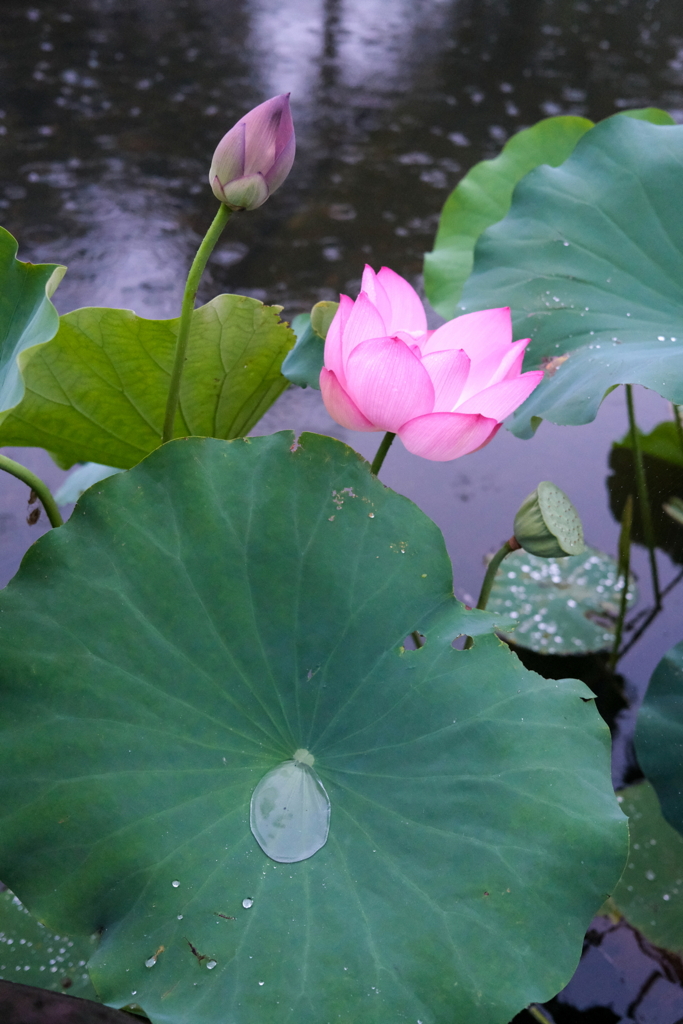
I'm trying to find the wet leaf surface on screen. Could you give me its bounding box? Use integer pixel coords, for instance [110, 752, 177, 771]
[0, 432, 625, 1024]
[0, 888, 98, 999]
[487, 547, 636, 655]
[459, 116, 683, 437]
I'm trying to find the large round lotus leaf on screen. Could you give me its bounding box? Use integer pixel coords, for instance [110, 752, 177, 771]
[0, 433, 627, 1024]
[488, 547, 637, 655]
[0, 226, 65, 420]
[458, 115, 683, 438]
[423, 115, 594, 319]
[636, 641, 683, 837]
[608, 422, 683, 565]
[423, 110, 672, 320]
[609, 782, 683, 956]
[0, 889, 99, 999]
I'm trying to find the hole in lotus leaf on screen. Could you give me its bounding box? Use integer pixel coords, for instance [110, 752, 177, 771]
[250, 755, 330, 864]
[487, 545, 637, 655]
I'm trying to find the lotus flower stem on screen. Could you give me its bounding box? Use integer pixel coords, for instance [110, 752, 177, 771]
[608, 494, 633, 671]
[625, 384, 661, 607]
[674, 404, 683, 459]
[0, 454, 63, 528]
[370, 431, 396, 476]
[463, 536, 520, 649]
[162, 203, 232, 444]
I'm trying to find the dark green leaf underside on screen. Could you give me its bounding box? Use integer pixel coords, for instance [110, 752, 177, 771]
[636, 640, 683, 838]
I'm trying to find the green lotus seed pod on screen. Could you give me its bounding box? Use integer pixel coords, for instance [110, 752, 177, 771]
[310, 301, 339, 340]
[513, 481, 585, 558]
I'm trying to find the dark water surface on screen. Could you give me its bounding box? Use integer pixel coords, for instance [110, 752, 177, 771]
[2, 0, 683, 1020]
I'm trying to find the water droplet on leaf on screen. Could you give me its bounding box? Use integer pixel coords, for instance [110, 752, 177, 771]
[250, 759, 330, 864]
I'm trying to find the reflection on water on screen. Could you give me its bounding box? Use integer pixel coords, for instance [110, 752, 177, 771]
[2, 1, 683, 1019]
[2, 0, 683, 314]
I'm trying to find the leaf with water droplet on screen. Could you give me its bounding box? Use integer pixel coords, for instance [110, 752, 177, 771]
[458, 113, 683, 436]
[0, 433, 625, 1024]
[607, 781, 683, 957]
[250, 757, 330, 864]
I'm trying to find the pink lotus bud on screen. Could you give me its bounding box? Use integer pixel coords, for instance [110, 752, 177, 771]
[209, 94, 295, 210]
[320, 265, 544, 462]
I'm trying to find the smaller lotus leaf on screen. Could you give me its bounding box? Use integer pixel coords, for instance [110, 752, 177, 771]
[609, 781, 683, 956]
[489, 546, 637, 655]
[0, 294, 294, 469]
[0, 889, 99, 999]
[0, 226, 65, 422]
[636, 641, 683, 837]
[310, 301, 339, 340]
[459, 115, 683, 437]
[281, 313, 324, 389]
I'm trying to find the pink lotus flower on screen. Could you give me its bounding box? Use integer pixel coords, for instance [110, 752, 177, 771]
[209, 94, 295, 210]
[320, 266, 543, 461]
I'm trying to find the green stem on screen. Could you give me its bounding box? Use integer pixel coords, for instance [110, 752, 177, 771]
[527, 1006, 555, 1024]
[626, 384, 661, 607]
[608, 494, 633, 672]
[463, 537, 519, 649]
[476, 539, 517, 610]
[370, 431, 396, 476]
[674, 404, 683, 460]
[162, 203, 232, 444]
[0, 454, 63, 528]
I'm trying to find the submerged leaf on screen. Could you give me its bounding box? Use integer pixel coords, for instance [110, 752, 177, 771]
[0, 888, 99, 999]
[488, 546, 636, 655]
[609, 781, 683, 957]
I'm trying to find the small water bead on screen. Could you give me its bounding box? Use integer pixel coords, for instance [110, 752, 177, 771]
[259, 981, 264, 986]
[242, 898, 254, 909]
[171, 880, 180, 888]
[177, 914, 183, 920]
[206, 960, 217, 970]
[145, 957, 157, 968]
